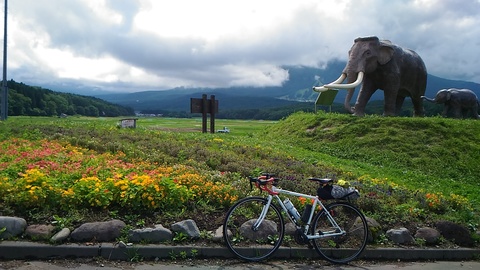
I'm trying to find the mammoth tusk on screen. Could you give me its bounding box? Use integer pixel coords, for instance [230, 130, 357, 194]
[312, 73, 346, 92]
[313, 72, 364, 92]
[312, 86, 330, 92]
[324, 71, 364, 89]
[330, 73, 347, 84]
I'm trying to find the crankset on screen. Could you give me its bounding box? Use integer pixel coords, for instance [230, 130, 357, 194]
[294, 229, 310, 245]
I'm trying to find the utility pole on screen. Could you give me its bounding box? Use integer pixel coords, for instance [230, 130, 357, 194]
[1, 0, 7, 120]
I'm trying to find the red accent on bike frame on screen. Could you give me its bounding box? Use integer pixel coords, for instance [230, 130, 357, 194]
[255, 176, 279, 195]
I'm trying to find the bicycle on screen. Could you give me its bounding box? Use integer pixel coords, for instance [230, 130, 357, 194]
[223, 173, 368, 264]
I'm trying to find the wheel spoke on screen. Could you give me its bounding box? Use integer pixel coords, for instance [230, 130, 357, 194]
[311, 202, 368, 264]
[223, 197, 284, 261]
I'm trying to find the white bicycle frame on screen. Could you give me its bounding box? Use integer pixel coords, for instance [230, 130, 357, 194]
[253, 185, 345, 240]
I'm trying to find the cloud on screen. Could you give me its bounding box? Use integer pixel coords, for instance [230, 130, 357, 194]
[6, 0, 480, 93]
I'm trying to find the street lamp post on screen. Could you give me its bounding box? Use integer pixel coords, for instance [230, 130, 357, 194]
[1, 0, 7, 121]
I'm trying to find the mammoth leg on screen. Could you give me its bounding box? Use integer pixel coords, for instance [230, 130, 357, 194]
[395, 96, 406, 116]
[473, 104, 480, 119]
[410, 96, 425, 117]
[442, 104, 449, 117]
[383, 87, 397, 116]
[452, 106, 462, 118]
[354, 80, 376, 116]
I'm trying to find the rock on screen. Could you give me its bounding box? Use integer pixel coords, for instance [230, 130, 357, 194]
[435, 220, 474, 247]
[25, 224, 56, 240]
[128, 224, 173, 243]
[284, 222, 297, 236]
[171, 219, 200, 239]
[239, 219, 277, 242]
[415, 227, 440, 245]
[212, 226, 224, 242]
[70, 219, 126, 242]
[386, 227, 414, 244]
[0, 216, 27, 239]
[51, 227, 71, 243]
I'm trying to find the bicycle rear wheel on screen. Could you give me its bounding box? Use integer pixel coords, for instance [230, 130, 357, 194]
[223, 196, 284, 261]
[311, 202, 368, 264]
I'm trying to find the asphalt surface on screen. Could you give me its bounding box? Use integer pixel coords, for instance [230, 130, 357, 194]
[1, 260, 480, 270]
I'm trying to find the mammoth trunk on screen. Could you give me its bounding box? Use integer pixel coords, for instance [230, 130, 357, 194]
[344, 72, 359, 113]
[344, 88, 355, 113]
[422, 96, 436, 103]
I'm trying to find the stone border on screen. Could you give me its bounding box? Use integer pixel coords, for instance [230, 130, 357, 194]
[0, 241, 479, 261]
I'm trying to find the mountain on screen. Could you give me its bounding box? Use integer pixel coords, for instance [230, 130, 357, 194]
[6, 80, 135, 117]
[89, 60, 480, 113]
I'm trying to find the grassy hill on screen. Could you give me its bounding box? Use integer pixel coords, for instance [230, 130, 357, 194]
[265, 112, 480, 202]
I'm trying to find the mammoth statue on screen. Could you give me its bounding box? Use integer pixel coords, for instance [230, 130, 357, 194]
[421, 88, 479, 119]
[314, 36, 427, 116]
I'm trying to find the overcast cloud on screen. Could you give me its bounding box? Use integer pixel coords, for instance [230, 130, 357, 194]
[5, 0, 480, 93]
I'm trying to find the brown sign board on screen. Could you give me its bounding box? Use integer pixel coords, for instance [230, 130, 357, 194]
[190, 98, 219, 113]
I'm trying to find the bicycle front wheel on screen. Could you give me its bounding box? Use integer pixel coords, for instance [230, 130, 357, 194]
[311, 202, 368, 264]
[223, 196, 284, 261]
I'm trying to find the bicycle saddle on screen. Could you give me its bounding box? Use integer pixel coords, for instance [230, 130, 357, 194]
[308, 177, 333, 184]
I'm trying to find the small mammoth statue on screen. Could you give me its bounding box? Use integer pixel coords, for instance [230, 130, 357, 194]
[421, 88, 479, 119]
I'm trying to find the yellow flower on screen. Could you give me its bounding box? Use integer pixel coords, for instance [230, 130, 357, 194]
[337, 179, 350, 187]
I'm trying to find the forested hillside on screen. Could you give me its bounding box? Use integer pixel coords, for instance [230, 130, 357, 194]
[6, 80, 134, 117]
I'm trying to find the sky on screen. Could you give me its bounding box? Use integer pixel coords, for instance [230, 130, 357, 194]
[4, 0, 480, 93]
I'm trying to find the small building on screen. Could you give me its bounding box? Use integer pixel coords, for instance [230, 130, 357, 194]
[119, 118, 138, 128]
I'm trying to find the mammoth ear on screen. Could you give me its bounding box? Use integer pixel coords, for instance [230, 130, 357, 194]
[446, 90, 452, 101]
[378, 43, 394, 65]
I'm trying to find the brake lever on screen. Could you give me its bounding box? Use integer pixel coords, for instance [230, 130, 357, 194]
[249, 177, 256, 190]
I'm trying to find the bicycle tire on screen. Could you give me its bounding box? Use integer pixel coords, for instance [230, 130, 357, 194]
[311, 202, 368, 264]
[223, 196, 285, 261]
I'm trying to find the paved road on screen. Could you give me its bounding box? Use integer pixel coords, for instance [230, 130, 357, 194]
[1, 259, 479, 270]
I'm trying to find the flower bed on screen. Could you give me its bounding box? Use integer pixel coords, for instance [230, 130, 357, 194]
[0, 138, 238, 213]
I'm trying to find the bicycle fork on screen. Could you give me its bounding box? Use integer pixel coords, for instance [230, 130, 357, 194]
[252, 195, 274, 231]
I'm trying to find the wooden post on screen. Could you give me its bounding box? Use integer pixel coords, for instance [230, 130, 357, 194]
[190, 94, 219, 133]
[202, 94, 207, 133]
[210, 95, 215, 133]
